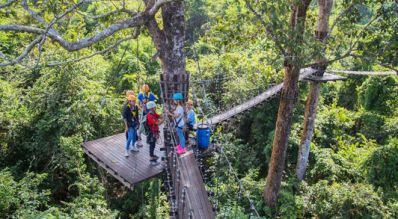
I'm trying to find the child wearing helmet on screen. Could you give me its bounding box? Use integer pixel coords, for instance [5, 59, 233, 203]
[138, 84, 156, 148]
[123, 95, 139, 157]
[166, 92, 186, 154]
[146, 101, 164, 165]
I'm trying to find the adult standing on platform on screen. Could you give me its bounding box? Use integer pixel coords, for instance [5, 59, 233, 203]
[138, 84, 157, 115]
[123, 95, 139, 157]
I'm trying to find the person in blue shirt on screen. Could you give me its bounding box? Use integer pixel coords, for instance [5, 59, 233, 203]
[185, 99, 196, 144]
[186, 99, 196, 131]
[165, 92, 186, 154]
[138, 84, 157, 116]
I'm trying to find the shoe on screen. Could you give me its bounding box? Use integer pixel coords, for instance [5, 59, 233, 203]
[150, 160, 160, 166]
[131, 146, 139, 152]
[176, 146, 186, 155]
[180, 147, 186, 154]
[175, 144, 182, 152]
[151, 155, 159, 160]
[124, 150, 129, 157]
[136, 140, 143, 148]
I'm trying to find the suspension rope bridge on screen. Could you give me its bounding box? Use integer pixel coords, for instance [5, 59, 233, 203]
[82, 67, 395, 218]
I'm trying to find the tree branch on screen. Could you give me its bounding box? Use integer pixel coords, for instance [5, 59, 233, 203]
[245, 0, 286, 56]
[148, 0, 172, 15]
[143, 0, 166, 58]
[0, 0, 16, 9]
[89, 8, 136, 19]
[21, 0, 60, 36]
[0, 0, 171, 52]
[0, 36, 43, 67]
[46, 36, 135, 66]
[351, 55, 398, 74]
[325, 0, 355, 40]
[305, 10, 383, 68]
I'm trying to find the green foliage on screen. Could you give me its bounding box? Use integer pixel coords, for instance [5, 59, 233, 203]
[356, 111, 387, 143]
[314, 104, 357, 147]
[363, 138, 398, 193]
[0, 0, 397, 218]
[0, 169, 50, 218]
[309, 147, 362, 183]
[358, 76, 398, 115]
[299, 180, 388, 219]
[0, 79, 30, 167]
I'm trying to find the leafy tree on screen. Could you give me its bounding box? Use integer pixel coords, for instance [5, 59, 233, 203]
[363, 138, 398, 194]
[299, 180, 388, 218]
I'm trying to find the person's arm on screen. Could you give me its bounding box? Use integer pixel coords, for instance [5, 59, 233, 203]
[158, 113, 165, 125]
[166, 109, 180, 119]
[122, 107, 129, 132]
[150, 93, 157, 102]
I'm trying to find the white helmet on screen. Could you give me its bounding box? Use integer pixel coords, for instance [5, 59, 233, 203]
[146, 101, 156, 109]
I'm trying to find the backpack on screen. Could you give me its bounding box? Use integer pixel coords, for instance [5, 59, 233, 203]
[140, 114, 151, 136]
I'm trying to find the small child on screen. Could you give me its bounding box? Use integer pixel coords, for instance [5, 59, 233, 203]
[186, 100, 196, 131]
[146, 101, 164, 165]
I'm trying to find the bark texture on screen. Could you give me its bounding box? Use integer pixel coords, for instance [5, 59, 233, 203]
[264, 0, 312, 208]
[296, 0, 334, 181]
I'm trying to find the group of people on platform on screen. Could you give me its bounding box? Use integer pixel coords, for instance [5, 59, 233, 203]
[122, 84, 196, 166]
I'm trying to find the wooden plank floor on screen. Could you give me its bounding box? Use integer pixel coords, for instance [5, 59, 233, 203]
[178, 150, 215, 219]
[82, 132, 164, 189]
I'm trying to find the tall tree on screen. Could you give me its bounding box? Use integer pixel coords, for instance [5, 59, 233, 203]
[245, 0, 313, 207]
[263, 0, 312, 208]
[246, 0, 396, 207]
[296, 0, 334, 181]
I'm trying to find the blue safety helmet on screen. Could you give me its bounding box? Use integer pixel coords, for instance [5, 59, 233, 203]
[173, 92, 183, 101]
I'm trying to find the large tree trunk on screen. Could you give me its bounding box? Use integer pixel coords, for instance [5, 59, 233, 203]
[145, 0, 188, 104]
[264, 0, 312, 208]
[296, 0, 333, 181]
[296, 81, 320, 180]
[145, 1, 186, 75]
[160, 2, 186, 74]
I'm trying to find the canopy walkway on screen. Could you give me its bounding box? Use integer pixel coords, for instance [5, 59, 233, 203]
[206, 67, 327, 125]
[81, 67, 396, 218]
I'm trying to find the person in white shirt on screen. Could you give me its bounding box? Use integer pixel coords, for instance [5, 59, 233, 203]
[166, 92, 186, 154]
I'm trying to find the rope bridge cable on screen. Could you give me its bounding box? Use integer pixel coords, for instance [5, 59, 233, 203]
[327, 70, 397, 76]
[190, 78, 261, 218]
[214, 135, 261, 218]
[157, 80, 195, 218]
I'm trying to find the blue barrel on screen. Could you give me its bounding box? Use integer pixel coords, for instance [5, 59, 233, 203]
[197, 124, 211, 149]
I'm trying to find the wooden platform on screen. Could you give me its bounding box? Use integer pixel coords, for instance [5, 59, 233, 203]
[82, 132, 164, 189]
[303, 72, 346, 82]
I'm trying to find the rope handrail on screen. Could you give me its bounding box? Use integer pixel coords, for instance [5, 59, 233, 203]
[216, 137, 261, 217]
[205, 67, 317, 125]
[327, 70, 397, 76]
